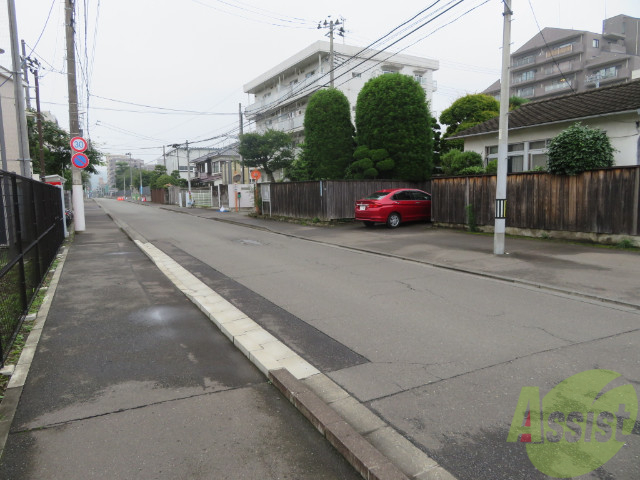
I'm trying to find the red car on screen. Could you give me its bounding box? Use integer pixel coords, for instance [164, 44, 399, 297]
[355, 188, 432, 228]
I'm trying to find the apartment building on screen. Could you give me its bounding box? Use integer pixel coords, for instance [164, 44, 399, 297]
[160, 147, 218, 183]
[484, 14, 640, 101]
[106, 154, 145, 188]
[243, 40, 439, 142]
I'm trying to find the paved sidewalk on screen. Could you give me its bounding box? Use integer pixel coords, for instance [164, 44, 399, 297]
[0, 202, 363, 480]
[152, 203, 640, 309]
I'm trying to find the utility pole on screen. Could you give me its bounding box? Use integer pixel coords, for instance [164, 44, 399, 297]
[318, 16, 344, 87]
[126, 153, 132, 198]
[239, 103, 244, 183]
[494, 0, 512, 255]
[0, 48, 8, 172]
[65, 0, 85, 231]
[162, 145, 166, 168]
[8, 0, 32, 177]
[186, 140, 192, 206]
[26, 58, 45, 181]
[21, 40, 31, 109]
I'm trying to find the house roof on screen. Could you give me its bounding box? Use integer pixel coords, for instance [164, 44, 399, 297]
[452, 79, 640, 138]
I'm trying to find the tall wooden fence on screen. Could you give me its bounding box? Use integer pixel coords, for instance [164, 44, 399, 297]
[261, 180, 430, 220]
[431, 166, 640, 236]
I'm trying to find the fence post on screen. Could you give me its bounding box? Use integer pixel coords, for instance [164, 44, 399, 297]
[10, 174, 28, 314]
[633, 167, 639, 236]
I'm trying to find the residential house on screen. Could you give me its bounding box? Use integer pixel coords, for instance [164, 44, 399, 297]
[243, 40, 438, 145]
[484, 14, 640, 101]
[160, 146, 218, 183]
[451, 80, 640, 171]
[191, 144, 250, 185]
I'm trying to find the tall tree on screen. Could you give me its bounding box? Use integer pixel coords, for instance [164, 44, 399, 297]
[27, 110, 102, 184]
[354, 74, 433, 181]
[439, 94, 499, 152]
[239, 129, 294, 182]
[298, 88, 354, 179]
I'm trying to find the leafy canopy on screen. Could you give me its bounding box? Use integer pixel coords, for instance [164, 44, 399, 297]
[547, 122, 615, 175]
[295, 88, 354, 180]
[440, 149, 483, 176]
[354, 73, 433, 181]
[27, 110, 103, 186]
[239, 129, 294, 182]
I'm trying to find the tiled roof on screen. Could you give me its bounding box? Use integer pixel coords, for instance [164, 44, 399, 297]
[452, 79, 640, 138]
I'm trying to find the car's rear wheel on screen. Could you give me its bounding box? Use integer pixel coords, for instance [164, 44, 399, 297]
[386, 212, 401, 229]
[363, 221, 375, 228]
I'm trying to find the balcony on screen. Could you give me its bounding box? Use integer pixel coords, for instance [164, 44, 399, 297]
[245, 73, 322, 117]
[585, 68, 620, 86]
[544, 80, 573, 92]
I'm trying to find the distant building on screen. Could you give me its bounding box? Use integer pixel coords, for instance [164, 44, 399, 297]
[483, 14, 640, 101]
[161, 146, 219, 184]
[106, 154, 144, 188]
[243, 40, 439, 147]
[191, 144, 249, 186]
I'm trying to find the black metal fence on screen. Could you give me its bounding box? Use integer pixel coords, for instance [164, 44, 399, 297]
[0, 170, 65, 365]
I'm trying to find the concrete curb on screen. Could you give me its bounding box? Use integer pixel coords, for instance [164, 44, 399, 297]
[132, 238, 454, 480]
[0, 247, 69, 458]
[96, 201, 455, 480]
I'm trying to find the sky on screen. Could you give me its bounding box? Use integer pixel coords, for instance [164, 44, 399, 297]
[1, 0, 639, 173]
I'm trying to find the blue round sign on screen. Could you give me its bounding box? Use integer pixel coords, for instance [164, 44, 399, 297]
[72, 152, 90, 169]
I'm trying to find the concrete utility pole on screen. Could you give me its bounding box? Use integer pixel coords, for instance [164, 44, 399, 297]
[26, 58, 45, 181]
[239, 102, 244, 183]
[8, 0, 32, 177]
[494, 0, 512, 255]
[65, 0, 85, 231]
[126, 153, 132, 197]
[0, 48, 8, 172]
[21, 40, 31, 109]
[318, 16, 344, 87]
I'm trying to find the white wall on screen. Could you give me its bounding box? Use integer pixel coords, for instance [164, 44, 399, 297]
[0, 69, 21, 173]
[463, 112, 640, 168]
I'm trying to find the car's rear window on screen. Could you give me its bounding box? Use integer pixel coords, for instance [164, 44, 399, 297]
[364, 191, 389, 200]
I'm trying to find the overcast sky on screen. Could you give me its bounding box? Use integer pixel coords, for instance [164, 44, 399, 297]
[1, 0, 638, 168]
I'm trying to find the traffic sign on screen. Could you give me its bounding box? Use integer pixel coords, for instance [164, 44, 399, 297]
[72, 152, 90, 169]
[70, 136, 88, 152]
[251, 170, 261, 180]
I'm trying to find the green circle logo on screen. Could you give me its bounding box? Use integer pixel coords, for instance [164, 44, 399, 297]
[508, 369, 638, 478]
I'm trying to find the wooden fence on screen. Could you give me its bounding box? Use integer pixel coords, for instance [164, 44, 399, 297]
[431, 166, 640, 236]
[261, 180, 431, 220]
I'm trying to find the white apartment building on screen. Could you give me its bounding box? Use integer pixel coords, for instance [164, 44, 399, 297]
[243, 41, 439, 141]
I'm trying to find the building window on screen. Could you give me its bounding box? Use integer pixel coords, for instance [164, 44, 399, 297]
[545, 78, 572, 92]
[305, 70, 315, 78]
[513, 54, 535, 67]
[516, 86, 535, 97]
[593, 39, 600, 48]
[352, 72, 362, 78]
[513, 70, 535, 84]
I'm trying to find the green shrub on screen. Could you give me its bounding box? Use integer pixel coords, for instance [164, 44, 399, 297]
[459, 166, 485, 176]
[485, 159, 497, 174]
[547, 122, 615, 175]
[441, 149, 483, 175]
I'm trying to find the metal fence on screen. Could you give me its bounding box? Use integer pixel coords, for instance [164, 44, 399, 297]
[0, 170, 65, 365]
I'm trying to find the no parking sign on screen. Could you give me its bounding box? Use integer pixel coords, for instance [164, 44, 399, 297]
[72, 152, 90, 169]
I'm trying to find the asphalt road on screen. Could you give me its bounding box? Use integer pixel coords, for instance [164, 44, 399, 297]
[100, 199, 640, 480]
